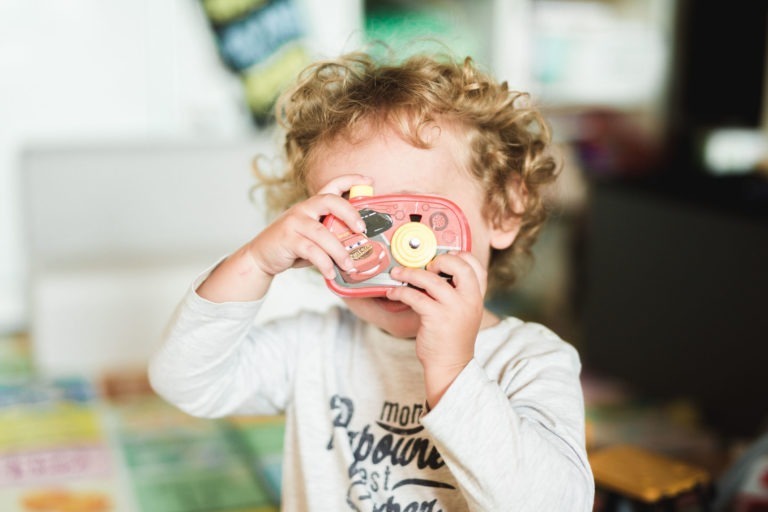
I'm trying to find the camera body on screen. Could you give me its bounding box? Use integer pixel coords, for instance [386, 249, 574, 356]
[322, 185, 472, 298]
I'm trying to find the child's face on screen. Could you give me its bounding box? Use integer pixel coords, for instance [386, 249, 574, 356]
[307, 121, 517, 338]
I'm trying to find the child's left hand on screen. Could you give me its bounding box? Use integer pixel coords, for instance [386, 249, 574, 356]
[385, 251, 487, 408]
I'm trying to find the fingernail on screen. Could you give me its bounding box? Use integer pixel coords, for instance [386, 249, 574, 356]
[357, 221, 366, 233]
[343, 258, 355, 270]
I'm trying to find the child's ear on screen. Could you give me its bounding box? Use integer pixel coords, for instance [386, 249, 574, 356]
[489, 220, 521, 250]
[488, 179, 527, 250]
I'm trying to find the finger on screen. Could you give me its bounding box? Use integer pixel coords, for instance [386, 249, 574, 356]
[454, 252, 488, 296]
[426, 253, 483, 297]
[316, 174, 374, 196]
[292, 237, 338, 279]
[301, 193, 367, 234]
[315, 174, 373, 234]
[292, 259, 312, 269]
[390, 266, 455, 302]
[291, 217, 356, 272]
[386, 285, 438, 316]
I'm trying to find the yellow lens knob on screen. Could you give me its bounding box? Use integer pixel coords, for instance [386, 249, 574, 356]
[390, 222, 437, 268]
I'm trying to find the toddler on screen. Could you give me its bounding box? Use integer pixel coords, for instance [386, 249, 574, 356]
[149, 50, 594, 511]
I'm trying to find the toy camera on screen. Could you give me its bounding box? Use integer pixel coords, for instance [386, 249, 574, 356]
[322, 185, 472, 298]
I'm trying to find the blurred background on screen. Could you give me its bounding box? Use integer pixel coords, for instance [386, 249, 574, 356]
[1, 0, 767, 510]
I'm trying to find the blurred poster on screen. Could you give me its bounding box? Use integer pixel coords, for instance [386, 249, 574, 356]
[201, 0, 310, 124]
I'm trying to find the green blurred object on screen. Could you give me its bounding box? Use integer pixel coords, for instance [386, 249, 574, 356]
[0, 333, 34, 382]
[222, 416, 286, 504]
[364, 1, 484, 64]
[114, 397, 279, 511]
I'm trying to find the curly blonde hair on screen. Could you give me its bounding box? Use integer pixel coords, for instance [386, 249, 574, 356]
[254, 50, 559, 291]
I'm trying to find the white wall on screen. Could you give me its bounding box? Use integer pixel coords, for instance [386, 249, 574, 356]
[20, 140, 344, 376]
[0, 0, 255, 331]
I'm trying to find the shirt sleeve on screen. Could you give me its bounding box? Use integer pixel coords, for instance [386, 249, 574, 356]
[420, 324, 595, 511]
[148, 267, 309, 418]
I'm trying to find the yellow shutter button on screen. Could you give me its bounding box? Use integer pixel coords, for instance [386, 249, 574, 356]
[349, 185, 374, 198]
[390, 222, 437, 268]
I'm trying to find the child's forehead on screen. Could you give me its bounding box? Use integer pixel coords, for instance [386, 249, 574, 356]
[306, 124, 473, 194]
[304, 142, 486, 218]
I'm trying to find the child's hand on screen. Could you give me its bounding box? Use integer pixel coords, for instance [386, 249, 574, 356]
[385, 252, 487, 408]
[197, 174, 371, 303]
[248, 174, 372, 280]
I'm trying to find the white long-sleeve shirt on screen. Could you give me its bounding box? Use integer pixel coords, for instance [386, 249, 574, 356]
[149, 274, 594, 511]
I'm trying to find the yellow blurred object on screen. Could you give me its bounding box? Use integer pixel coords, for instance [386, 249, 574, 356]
[0, 403, 103, 452]
[243, 44, 308, 116]
[590, 444, 711, 503]
[202, 0, 267, 23]
[585, 419, 594, 451]
[21, 488, 111, 512]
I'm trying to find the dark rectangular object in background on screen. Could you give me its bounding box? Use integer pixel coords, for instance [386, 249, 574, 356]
[672, 0, 767, 128]
[581, 182, 768, 438]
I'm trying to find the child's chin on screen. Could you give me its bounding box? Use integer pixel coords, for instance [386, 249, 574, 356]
[380, 322, 418, 339]
[373, 297, 412, 313]
[342, 296, 419, 338]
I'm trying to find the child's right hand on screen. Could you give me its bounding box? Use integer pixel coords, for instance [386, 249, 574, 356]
[248, 174, 371, 280]
[196, 174, 371, 303]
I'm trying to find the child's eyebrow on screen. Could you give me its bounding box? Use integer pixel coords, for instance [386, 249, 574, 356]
[394, 189, 426, 195]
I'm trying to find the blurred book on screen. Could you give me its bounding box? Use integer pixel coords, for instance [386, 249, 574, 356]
[111, 396, 278, 511]
[0, 377, 133, 511]
[222, 415, 286, 503]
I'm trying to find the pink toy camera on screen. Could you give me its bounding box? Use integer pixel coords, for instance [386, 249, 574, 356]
[322, 185, 472, 298]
